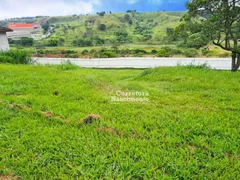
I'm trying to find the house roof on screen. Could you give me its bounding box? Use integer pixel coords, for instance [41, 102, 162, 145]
[8, 24, 38, 28]
[0, 26, 13, 32]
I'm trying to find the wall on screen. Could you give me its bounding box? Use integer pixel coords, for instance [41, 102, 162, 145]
[0, 32, 10, 51]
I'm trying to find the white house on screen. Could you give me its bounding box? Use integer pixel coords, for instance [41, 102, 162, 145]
[0, 26, 13, 51]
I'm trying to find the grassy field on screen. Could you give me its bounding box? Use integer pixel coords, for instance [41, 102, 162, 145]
[0, 64, 240, 179]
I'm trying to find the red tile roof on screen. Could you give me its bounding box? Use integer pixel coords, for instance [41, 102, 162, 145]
[8, 24, 38, 28]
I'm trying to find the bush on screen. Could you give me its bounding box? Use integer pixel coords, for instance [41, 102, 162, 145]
[98, 24, 106, 31]
[0, 56, 15, 64]
[133, 49, 147, 54]
[48, 39, 58, 47]
[186, 33, 209, 49]
[72, 39, 93, 47]
[9, 37, 34, 47]
[100, 51, 118, 58]
[151, 50, 158, 54]
[64, 54, 79, 58]
[181, 62, 211, 70]
[58, 38, 65, 46]
[218, 52, 230, 58]
[202, 48, 210, 56]
[97, 11, 106, 16]
[57, 60, 80, 70]
[172, 49, 183, 55]
[65, 50, 77, 54]
[157, 47, 172, 57]
[0, 50, 32, 64]
[81, 49, 89, 55]
[184, 49, 199, 57]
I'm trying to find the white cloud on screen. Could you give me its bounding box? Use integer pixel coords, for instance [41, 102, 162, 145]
[0, 0, 103, 20]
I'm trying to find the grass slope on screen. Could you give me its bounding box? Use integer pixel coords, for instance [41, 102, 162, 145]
[39, 12, 184, 46]
[0, 64, 240, 179]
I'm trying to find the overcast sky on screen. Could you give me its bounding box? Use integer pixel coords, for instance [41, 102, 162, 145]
[0, 0, 188, 20]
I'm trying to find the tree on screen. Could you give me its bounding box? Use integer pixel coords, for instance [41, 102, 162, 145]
[48, 39, 58, 46]
[115, 31, 129, 43]
[58, 38, 65, 46]
[98, 24, 106, 31]
[185, 0, 240, 71]
[186, 33, 209, 49]
[41, 21, 49, 34]
[97, 11, 106, 16]
[20, 37, 34, 47]
[124, 14, 131, 22]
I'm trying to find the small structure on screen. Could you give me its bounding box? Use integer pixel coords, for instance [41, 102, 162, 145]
[0, 26, 13, 51]
[7, 24, 41, 40]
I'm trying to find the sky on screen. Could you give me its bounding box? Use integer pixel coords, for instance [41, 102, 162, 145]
[0, 0, 188, 20]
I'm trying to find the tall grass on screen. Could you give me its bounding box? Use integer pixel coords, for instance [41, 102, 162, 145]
[0, 50, 32, 64]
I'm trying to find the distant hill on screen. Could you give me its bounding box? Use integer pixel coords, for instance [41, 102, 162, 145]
[36, 12, 185, 46]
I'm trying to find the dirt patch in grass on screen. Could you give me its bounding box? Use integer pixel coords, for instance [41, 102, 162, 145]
[97, 126, 122, 135]
[97, 126, 139, 138]
[78, 114, 102, 125]
[0, 174, 18, 180]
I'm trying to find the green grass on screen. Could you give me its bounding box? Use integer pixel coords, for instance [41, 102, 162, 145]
[37, 12, 184, 46]
[0, 64, 240, 179]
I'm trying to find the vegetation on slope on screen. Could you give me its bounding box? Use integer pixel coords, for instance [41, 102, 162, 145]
[6, 11, 230, 58]
[40, 12, 184, 46]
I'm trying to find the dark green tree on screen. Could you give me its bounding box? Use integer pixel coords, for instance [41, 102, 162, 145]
[98, 24, 106, 31]
[48, 39, 58, 46]
[20, 37, 34, 47]
[41, 21, 49, 34]
[185, 0, 240, 71]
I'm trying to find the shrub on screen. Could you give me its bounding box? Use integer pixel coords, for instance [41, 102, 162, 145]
[72, 39, 93, 47]
[37, 50, 45, 54]
[136, 52, 144, 57]
[218, 52, 230, 58]
[171, 49, 183, 55]
[8, 37, 34, 47]
[202, 48, 210, 56]
[184, 49, 199, 57]
[97, 11, 106, 16]
[65, 50, 77, 54]
[115, 31, 129, 43]
[100, 51, 118, 58]
[186, 33, 209, 49]
[0, 50, 32, 64]
[57, 60, 80, 70]
[0, 56, 15, 64]
[157, 47, 172, 57]
[98, 24, 106, 31]
[58, 38, 65, 46]
[48, 39, 58, 47]
[181, 62, 211, 70]
[124, 14, 131, 22]
[133, 49, 147, 54]
[151, 50, 158, 54]
[81, 49, 89, 55]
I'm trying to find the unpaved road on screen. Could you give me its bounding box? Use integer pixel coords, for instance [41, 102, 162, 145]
[34, 57, 232, 70]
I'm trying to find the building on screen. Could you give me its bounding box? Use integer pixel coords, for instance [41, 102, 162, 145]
[0, 26, 13, 51]
[8, 24, 41, 31]
[7, 24, 41, 39]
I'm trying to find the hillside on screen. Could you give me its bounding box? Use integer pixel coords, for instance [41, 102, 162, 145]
[7, 12, 229, 58]
[37, 12, 185, 46]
